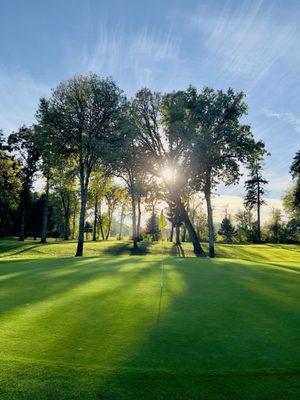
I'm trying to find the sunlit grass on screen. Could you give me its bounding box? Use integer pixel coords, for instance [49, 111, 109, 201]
[0, 238, 299, 399]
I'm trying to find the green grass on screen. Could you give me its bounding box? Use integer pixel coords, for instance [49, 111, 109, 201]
[0, 238, 299, 399]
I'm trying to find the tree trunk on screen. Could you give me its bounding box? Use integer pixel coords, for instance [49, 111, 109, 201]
[19, 209, 25, 241]
[182, 226, 186, 242]
[40, 177, 50, 244]
[64, 202, 70, 240]
[205, 189, 215, 258]
[118, 205, 125, 240]
[175, 196, 205, 257]
[71, 202, 77, 240]
[92, 196, 98, 241]
[181, 199, 188, 242]
[130, 179, 138, 250]
[257, 180, 261, 243]
[99, 203, 105, 241]
[175, 225, 180, 245]
[169, 224, 174, 242]
[75, 185, 88, 257]
[61, 193, 70, 240]
[18, 178, 31, 242]
[137, 197, 141, 239]
[105, 212, 112, 241]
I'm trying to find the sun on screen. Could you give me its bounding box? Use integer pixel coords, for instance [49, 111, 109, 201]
[162, 167, 175, 181]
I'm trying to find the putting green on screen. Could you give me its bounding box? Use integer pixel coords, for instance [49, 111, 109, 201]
[0, 239, 299, 399]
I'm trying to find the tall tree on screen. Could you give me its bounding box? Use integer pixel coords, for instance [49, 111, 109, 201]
[189, 87, 266, 257]
[113, 104, 143, 250]
[38, 74, 124, 256]
[244, 157, 268, 243]
[132, 88, 206, 256]
[35, 100, 60, 243]
[8, 126, 40, 241]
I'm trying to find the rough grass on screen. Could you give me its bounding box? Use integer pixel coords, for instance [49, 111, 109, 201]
[0, 238, 299, 399]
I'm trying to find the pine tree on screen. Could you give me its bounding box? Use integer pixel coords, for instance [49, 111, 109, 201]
[244, 158, 268, 243]
[146, 213, 160, 241]
[218, 214, 236, 243]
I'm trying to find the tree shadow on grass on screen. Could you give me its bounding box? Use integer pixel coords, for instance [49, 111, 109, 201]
[101, 241, 153, 256]
[266, 244, 300, 252]
[171, 244, 186, 258]
[0, 255, 157, 317]
[0, 239, 74, 258]
[1, 253, 300, 399]
[101, 258, 299, 395]
[263, 262, 300, 275]
[0, 244, 43, 258]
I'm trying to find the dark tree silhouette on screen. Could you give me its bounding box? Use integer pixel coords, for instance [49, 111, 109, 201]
[8, 126, 40, 241]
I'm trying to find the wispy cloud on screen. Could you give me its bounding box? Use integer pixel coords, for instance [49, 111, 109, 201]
[129, 28, 180, 88]
[130, 29, 179, 60]
[190, 0, 299, 87]
[65, 23, 180, 91]
[80, 23, 125, 77]
[263, 108, 300, 133]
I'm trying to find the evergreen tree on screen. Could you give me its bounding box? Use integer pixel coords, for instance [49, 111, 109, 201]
[244, 158, 268, 243]
[218, 214, 236, 243]
[146, 213, 160, 241]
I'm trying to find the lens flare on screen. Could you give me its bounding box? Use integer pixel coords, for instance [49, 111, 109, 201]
[162, 168, 175, 181]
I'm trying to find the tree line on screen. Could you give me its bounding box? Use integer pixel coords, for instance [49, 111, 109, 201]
[1, 74, 299, 256]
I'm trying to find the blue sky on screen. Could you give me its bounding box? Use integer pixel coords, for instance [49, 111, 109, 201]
[1, 0, 300, 200]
